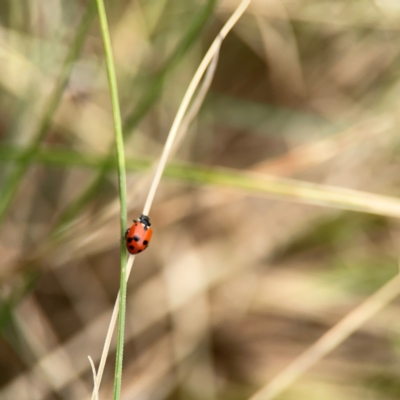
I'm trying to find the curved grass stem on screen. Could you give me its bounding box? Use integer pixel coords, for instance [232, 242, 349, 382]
[142, 0, 251, 216]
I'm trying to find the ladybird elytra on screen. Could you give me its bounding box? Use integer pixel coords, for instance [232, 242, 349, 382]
[125, 214, 153, 255]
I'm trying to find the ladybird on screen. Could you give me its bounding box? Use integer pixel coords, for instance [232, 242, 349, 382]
[125, 214, 153, 255]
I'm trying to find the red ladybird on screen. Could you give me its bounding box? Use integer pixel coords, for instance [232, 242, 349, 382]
[125, 214, 153, 255]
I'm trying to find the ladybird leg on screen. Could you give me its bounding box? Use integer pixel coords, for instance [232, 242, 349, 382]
[121, 229, 129, 242]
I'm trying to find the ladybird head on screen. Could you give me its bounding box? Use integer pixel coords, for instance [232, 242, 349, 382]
[138, 214, 151, 228]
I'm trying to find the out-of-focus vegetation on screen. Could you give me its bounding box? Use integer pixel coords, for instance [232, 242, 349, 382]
[2, 1, 400, 399]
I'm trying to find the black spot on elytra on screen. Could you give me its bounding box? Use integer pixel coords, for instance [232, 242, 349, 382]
[129, 245, 134, 250]
[127, 238, 133, 243]
[138, 249, 142, 253]
[133, 235, 140, 242]
[143, 240, 148, 245]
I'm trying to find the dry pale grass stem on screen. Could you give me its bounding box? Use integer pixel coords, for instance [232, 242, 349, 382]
[248, 270, 400, 400]
[88, 356, 99, 400]
[142, 0, 251, 216]
[91, 255, 135, 399]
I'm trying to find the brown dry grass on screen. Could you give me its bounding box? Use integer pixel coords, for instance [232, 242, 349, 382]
[2, 1, 400, 400]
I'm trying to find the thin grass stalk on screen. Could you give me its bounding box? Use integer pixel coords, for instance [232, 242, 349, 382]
[248, 271, 400, 400]
[88, 356, 99, 400]
[150, 33, 221, 172]
[141, 31, 222, 215]
[0, 0, 96, 225]
[94, 1, 128, 399]
[91, 255, 134, 400]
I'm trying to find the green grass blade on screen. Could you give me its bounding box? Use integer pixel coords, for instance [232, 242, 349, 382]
[2, 145, 400, 220]
[94, 0, 128, 399]
[0, 0, 96, 225]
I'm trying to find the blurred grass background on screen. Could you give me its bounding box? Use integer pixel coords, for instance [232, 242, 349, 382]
[2, 0, 400, 399]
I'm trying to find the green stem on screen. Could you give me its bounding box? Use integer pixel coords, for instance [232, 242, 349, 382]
[94, 1, 128, 399]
